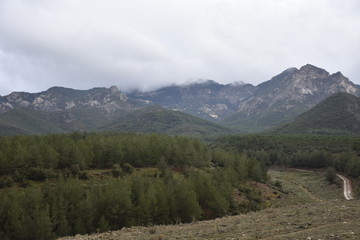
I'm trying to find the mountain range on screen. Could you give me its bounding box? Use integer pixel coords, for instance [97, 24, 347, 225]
[1, 64, 359, 136]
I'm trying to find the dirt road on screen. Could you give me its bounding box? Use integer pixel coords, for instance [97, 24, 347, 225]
[293, 168, 354, 200]
[337, 174, 354, 200]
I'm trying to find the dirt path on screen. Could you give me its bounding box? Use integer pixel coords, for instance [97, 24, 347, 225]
[293, 168, 354, 201]
[337, 174, 354, 200]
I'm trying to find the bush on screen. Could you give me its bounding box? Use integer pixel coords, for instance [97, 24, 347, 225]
[26, 167, 47, 181]
[111, 168, 123, 178]
[0, 176, 14, 188]
[19, 179, 31, 188]
[274, 180, 283, 190]
[326, 167, 337, 184]
[122, 163, 134, 174]
[78, 171, 89, 180]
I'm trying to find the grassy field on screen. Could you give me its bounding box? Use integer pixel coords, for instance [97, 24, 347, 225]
[58, 169, 360, 240]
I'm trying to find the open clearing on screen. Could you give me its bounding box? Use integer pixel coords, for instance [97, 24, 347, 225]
[59, 169, 360, 240]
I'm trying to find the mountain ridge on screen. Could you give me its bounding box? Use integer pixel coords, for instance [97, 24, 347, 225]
[1, 64, 359, 135]
[221, 64, 360, 131]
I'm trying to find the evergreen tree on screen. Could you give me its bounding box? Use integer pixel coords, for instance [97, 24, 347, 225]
[326, 167, 337, 184]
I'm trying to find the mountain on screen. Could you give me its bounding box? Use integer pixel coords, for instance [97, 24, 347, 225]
[0, 86, 150, 135]
[0, 86, 138, 114]
[0, 107, 117, 135]
[97, 105, 232, 137]
[221, 64, 360, 131]
[1, 64, 359, 135]
[273, 92, 360, 134]
[0, 108, 62, 135]
[128, 80, 255, 121]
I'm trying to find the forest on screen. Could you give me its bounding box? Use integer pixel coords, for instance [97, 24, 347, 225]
[2, 133, 360, 240]
[0, 133, 266, 240]
[214, 134, 360, 178]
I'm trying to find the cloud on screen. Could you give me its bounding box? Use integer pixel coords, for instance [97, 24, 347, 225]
[0, 0, 359, 95]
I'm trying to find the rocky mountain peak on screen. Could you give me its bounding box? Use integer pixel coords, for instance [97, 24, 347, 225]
[225, 64, 360, 131]
[283, 67, 298, 74]
[298, 64, 330, 79]
[109, 85, 120, 93]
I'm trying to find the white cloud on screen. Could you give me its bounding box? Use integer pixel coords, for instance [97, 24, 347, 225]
[0, 0, 359, 95]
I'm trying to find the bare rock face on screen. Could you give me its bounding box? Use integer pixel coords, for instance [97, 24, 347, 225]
[225, 64, 360, 129]
[0, 86, 129, 114]
[129, 80, 256, 121]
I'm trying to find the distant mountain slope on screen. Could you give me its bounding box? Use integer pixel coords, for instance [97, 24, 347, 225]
[273, 92, 360, 134]
[129, 80, 255, 121]
[1, 64, 359, 135]
[222, 64, 360, 131]
[98, 105, 232, 137]
[0, 86, 139, 114]
[0, 108, 63, 135]
[0, 108, 113, 135]
[0, 86, 146, 135]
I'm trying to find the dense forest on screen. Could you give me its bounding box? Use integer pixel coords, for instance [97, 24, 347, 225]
[0, 133, 266, 240]
[214, 134, 360, 178]
[2, 132, 360, 240]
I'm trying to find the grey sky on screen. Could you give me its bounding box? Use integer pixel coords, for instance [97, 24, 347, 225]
[0, 0, 360, 95]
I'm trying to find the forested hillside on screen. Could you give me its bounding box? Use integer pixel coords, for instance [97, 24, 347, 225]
[0, 133, 266, 240]
[274, 92, 360, 134]
[97, 105, 231, 137]
[213, 134, 360, 177]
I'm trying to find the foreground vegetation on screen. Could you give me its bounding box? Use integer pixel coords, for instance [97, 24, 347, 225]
[0, 133, 266, 240]
[2, 133, 360, 239]
[58, 170, 360, 240]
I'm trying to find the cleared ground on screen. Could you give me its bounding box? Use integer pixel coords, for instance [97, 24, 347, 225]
[59, 169, 360, 240]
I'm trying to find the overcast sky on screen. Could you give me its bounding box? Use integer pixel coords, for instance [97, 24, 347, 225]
[0, 0, 360, 95]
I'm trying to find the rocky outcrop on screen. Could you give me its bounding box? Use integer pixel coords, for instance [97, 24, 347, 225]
[0, 86, 130, 114]
[129, 80, 256, 120]
[223, 64, 360, 129]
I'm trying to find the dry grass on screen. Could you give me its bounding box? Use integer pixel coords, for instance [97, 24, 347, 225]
[58, 169, 360, 240]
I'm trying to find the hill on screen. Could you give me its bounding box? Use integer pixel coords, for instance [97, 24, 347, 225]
[98, 105, 232, 137]
[221, 65, 360, 131]
[0, 108, 63, 135]
[274, 92, 360, 134]
[0, 108, 115, 135]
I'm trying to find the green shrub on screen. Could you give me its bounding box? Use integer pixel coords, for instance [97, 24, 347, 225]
[326, 167, 337, 184]
[26, 167, 47, 181]
[122, 163, 134, 174]
[0, 176, 14, 188]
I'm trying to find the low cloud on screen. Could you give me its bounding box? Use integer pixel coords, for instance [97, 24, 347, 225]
[0, 0, 359, 95]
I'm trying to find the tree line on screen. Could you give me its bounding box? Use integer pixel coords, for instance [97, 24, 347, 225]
[214, 134, 360, 178]
[0, 133, 266, 240]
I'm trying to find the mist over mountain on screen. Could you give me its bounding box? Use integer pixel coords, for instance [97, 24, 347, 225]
[1, 64, 359, 135]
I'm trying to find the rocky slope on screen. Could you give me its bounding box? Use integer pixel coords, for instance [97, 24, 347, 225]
[222, 64, 360, 130]
[1, 64, 359, 134]
[0, 86, 147, 135]
[0, 86, 133, 114]
[97, 105, 232, 137]
[128, 80, 255, 121]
